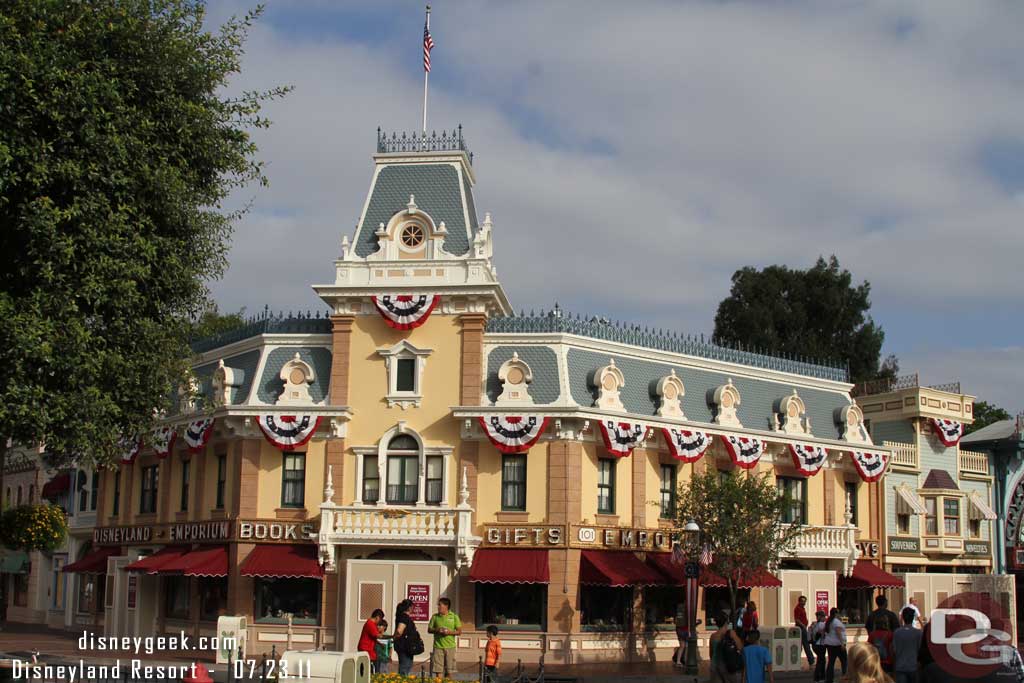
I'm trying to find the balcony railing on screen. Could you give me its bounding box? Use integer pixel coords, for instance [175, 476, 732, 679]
[959, 449, 990, 476]
[783, 524, 858, 561]
[884, 441, 919, 469]
[852, 373, 961, 397]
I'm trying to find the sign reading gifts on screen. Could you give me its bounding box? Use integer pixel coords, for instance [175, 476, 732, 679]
[406, 584, 431, 622]
[483, 525, 564, 547]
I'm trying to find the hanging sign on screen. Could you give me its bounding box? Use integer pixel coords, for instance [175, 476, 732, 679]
[152, 427, 176, 459]
[256, 414, 321, 451]
[721, 434, 765, 469]
[372, 294, 439, 330]
[930, 418, 964, 447]
[851, 450, 889, 483]
[662, 428, 712, 463]
[598, 420, 648, 457]
[788, 443, 828, 477]
[479, 415, 549, 454]
[183, 418, 215, 453]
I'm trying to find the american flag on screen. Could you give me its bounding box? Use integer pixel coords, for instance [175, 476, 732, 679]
[423, 20, 435, 73]
[700, 544, 714, 566]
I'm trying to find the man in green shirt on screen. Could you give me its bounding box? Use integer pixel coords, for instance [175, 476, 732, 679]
[427, 597, 462, 677]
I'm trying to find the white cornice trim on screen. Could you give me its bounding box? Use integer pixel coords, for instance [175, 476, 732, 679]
[194, 334, 332, 366]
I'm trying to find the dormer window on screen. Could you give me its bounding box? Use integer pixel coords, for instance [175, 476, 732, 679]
[377, 340, 433, 409]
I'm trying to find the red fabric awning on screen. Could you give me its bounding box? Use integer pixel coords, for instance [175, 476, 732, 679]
[41, 473, 70, 499]
[469, 549, 549, 584]
[64, 547, 120, 574]
[700, 567, 782, 589]
[646, 552, 687, 583]
[580, 550, 667, 587]
[123, 546, 190, 574]
[838, 559, 905, 589]
[240, 544, 324, 580]
[160, 546, 228, 577]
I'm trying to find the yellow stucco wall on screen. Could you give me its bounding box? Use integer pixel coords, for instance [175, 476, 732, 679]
[579, 442, 632, 523]
[254, 439, 327, 518]
[476, 441, 548, 524]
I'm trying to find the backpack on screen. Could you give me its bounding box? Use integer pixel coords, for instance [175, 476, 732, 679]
[408, 628, 425, 656]
[720, 634, 743, 674]
[869, 630, 892, 666]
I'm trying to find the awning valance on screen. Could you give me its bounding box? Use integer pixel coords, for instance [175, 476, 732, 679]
[0, 551, 29, 575]
[969, 492, 997, 521]
[64, 547, 120, 574]
[580, 550, 666, 587]
[240, 544, 324, 580]
[895, 485, 928, 515]
[700, 568, 781, 589]
[837, 559, 905, 589]
[469, 549, 549, 584]
[160, 546, 228, 577]
[41, 473, 70, 499]
[124, 546, 190, 573]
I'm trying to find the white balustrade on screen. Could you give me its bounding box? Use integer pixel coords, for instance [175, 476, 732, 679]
[959, 449, 990, 476]
[884, 440, 918, 469]
[782, 524, 858, 563]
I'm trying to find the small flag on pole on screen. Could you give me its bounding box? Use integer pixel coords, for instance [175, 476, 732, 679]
[423, 18, 435, 73]
[700, 544, 714, 566]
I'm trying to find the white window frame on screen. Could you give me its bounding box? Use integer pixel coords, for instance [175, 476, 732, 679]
[352, 424, 453, 508]
[377, 341, 432, 410]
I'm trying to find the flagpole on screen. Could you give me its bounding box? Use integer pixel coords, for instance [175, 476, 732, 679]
[422, 5, 431, 141]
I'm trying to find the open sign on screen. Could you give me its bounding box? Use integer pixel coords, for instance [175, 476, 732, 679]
[406, 584, 431, 621]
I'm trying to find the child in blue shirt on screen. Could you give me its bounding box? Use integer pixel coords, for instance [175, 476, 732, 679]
[742, 630, 773, 683]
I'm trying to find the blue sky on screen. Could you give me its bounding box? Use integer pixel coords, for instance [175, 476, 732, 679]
[207, 1, 1024, 413]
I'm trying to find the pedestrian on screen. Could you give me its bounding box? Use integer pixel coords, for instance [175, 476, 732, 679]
[427, 597, 462, 677]
[741, 629, 773, 683]
[866, 595, 900, 633]
[358, 608, 385, 673]
[892, 607, 923, 683]
[393, 599, 424, 676]
[673, 607, 688, 668]
[794, 596, 815, 669]
[375, 619, 393, 674]
[810, 610, 828, 683]
[901, 597, 922, 629]
[735, 602, 748, 637]
[848, 641, 893, 683]
[741, 601, 759, 635]
[483, 625, 501, 683]
[709, 612, 744, 683]
[866, 620, 894, 673]
[822, 607, 848, 683]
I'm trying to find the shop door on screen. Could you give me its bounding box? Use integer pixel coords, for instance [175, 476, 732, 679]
[343, 559, 453, 658]
[106, 556, 128, 638]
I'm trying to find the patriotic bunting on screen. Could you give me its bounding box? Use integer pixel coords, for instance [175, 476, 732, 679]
[788, 443, 828, 477]
[662, 428, 713, 463]
[479, 415, 549, 454]
[372, 294, 439, 330]
[256, 415, 322, 451]
[599, 420, 649, 457]
[152, 427, 177, 459]
[183, 418, 215, 453]
[930, 418, 964, 447]
[721, 434, 765, 469]
[851, 450, 889, 483]
[120, 437, 141, 464]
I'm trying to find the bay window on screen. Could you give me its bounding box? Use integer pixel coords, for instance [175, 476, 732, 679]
[943, 498, 960, 535]
[925, 498, 938, 535]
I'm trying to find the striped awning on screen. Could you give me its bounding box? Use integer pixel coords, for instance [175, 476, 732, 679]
[968, 492, 997, 521]
[895, 485, 928, 515]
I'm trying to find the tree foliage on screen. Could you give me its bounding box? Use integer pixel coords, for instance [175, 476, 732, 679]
[0, 1, 286, 465]
[964, 400, 1012, 436]
[190, 303, 247, 342]
[713, 256, 889, 384]
[675, 470, 803, 613]
[0, 504, 68, 552]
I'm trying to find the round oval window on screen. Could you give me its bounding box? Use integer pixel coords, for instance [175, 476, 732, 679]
[401, 224, 425, 248]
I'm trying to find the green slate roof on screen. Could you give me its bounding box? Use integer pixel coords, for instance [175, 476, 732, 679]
[192, 350, 261, 406]
[257, 347, 333, 404]
[355, 164, 475, 257]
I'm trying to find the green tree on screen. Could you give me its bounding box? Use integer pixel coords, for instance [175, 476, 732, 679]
[675, 470, 803, 615]
[965, 400, 1012, 436]
[713, 256, 890, 383]
[191, 304, 248, 342]
[0, 1, 287, 467]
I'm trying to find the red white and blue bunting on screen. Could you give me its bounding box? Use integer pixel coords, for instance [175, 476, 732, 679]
[788, 443, 828, 477]
[721, 434, 766, 469]
[479, 416, 549, 454]
[662, 428, 713, 463]
[851, 450, 889, 483]
[372, 294, 439, 330]
[930, 418, 964, 447]
[599, 420, 649, 458]
[183, 418, 215, 453]
[256, 415, 322, 451]
[152, 427, 177, 459]
[120, 437, 141, 464]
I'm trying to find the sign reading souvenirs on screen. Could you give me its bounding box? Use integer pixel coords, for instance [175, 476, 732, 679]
[721, 434, 765, 469]
[239, 521, 317, 542]
[406, 584, 431, 621]
[572, 525, 674, 551]
[930, 418, 964, 447]
[94, 526, 153, 545]
[888, 537, 921, 555]
[256, 415, 321, 451]
[599, 420, 648, 457]
[851, 450, 889, 483]
[662, 428, 712, 463]
[372, 294, 439, 330]
[857, 540, 880, 558]
[789, 443, 828, 477]
[480, 415, 549, 454]
[483, 526, 563, 547]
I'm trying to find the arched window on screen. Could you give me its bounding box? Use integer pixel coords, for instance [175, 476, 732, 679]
[386, 435, 419, 505]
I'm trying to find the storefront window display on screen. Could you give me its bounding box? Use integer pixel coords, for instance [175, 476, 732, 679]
[255, 577, 321, 625]
[165, 576, 190, 620]
[703, 587, 750, 627]
[475, 583, 546, 630]
[837, 588, 871, 625]
[199, 577, 228, 621]
[644, 585, 685, 629]
[76, 573, 105, 615]
[580, 585, 632, 631]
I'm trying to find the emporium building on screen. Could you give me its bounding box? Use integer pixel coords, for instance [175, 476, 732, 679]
[54, 130, 1006, 661]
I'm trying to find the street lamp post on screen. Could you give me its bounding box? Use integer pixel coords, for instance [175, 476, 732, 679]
[682, 519, 702, 677]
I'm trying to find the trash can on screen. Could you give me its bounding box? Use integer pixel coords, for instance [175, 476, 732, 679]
[785, 626, 804, 671]
[215, 615, 248, 664]
[279, 651, 371, 683]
